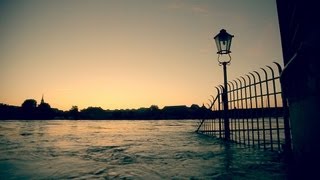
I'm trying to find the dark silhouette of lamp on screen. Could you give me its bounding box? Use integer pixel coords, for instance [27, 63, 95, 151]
[214, 29, 234, 140]
[214, 29, 234, 64]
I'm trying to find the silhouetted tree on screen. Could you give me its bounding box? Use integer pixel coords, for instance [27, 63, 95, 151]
[71, 106, 78, 112]
[22, 99, 37, 110]
[67, 106, 79, 119]
[150, 105, 160, 119]
[190, 104, 200, 110]
[80, 107, 109, 119]
[20, 99, 38, 119]
[0, 103, 22, 119]
[150, 105, 159, 111]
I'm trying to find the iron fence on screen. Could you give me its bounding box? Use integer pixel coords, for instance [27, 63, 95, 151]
[196, 62, 291, 152]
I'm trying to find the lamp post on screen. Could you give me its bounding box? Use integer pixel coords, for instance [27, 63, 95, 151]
[214, 29, 234, 141]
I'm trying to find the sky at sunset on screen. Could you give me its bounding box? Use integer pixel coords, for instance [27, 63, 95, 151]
[0, 0, 283, 110]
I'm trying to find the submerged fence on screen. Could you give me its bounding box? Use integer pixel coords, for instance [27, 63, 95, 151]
[196, 62, 291, 152]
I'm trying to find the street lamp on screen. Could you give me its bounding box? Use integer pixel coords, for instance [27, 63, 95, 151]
[214, 29, 234, 140]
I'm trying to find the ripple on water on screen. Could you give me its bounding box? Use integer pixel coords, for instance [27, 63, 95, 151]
[86, 145, 121, 153]
[174, 150, 216, 160]
[83, 145, 137, 165]
[20, 132, 33, 136]
[0, 120, 287, 179]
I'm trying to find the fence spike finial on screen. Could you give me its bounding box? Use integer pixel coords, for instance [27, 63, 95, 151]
[210, 95, 215, 101]
[240, 76, 247, 86]
[232, 80, 239, 89]
[208, 98, 213, 105]
[236, 78, 243, 87]
[246, 74, 252, 85]
[215, 87, 220, 94]
[266, 65, 275, 77]
[249, 72, 256, 83]
[219, 85, 224, 93]
[261, 67, 268, 80]
[229, 81, 235, 90]
[253, 71, 261, 81]
[206, 103, 210, 109]
[273, 62, 282, 75]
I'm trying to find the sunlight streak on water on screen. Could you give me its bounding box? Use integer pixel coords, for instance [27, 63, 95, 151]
[0, 120, 287, 179]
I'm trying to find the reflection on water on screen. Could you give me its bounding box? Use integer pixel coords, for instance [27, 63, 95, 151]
[0, 120, 287, 179]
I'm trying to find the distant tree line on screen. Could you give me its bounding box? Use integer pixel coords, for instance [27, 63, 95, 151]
[0, 99, 210, 120]
[0, 98, 284, 120]
[0, 99, 62, 120]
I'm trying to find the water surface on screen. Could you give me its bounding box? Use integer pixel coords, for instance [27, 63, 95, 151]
[0, 120, 287, 179]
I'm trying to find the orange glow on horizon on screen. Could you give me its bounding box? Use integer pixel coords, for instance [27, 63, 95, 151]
[0, 1, 283, 111]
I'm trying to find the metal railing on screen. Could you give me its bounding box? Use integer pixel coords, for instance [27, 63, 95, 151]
[196, 62, 292, 152]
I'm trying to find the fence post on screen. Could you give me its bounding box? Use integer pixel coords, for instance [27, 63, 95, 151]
[261, 67, 273, 151]
[274, 62, 292, 153]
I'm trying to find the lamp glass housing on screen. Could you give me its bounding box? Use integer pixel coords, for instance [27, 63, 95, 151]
[214, 29, 234, 54]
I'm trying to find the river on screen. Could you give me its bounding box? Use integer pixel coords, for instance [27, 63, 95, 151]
[0, 120, 287, 179]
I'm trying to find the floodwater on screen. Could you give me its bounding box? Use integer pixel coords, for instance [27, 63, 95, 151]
[0, 120, 287, 179]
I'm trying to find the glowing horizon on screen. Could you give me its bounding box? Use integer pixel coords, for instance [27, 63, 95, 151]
[0, 0, 283, 111]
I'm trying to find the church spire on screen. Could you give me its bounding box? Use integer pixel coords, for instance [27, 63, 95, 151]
[41, 94, 44, 104]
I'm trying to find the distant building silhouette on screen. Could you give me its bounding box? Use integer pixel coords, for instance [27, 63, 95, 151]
[36, 95, 54, 119]
[38, 95, 51, 110]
